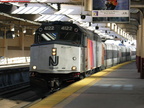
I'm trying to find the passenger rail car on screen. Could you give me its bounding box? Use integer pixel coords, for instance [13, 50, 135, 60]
[30, 21, 136, 90]
[103, 43, 120, 68]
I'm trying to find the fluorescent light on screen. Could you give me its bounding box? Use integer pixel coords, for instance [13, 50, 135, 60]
[32, 7, 47, 14]
[47, 15, 57, 20]
[19, 7, 33, 14]
[63, 9, 74, 15]
[12, 7, 25, 14]
[55, 9, 67, 14]
[51, 15, 64, 21]
[26, 7, 39, 14]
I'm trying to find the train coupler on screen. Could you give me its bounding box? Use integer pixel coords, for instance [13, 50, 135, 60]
[49, 78, 61, 92]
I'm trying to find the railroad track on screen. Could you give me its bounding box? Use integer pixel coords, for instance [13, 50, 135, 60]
[0, 80, 74, 108]
[0, 83, 44, 108]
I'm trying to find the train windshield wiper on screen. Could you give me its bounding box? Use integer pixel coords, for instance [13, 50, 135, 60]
[41, 33, 57, 41]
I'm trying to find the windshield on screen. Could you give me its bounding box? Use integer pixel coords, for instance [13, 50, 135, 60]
[41, 33, 57, 41]
[35, 31, 81, 45]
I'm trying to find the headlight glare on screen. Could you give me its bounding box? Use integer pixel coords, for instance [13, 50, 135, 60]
[52, 48, 57, 56]
[71, 66, 77, 71]
[32, 66, 37, 70]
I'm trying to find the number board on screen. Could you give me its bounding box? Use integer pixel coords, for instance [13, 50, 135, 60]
[38, 25, 79, 32]
[60, 26, 79, 32]
[60, 26, 73, 31]
[44, 26, 55, 31]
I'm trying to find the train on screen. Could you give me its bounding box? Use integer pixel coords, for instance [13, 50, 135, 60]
[29, 21, 136, 90]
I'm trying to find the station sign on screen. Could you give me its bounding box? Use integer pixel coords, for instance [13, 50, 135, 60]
[92, 0, 130, 23]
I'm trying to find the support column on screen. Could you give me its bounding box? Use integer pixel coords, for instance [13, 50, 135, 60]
[0, 31, 4, 56]
[19, 28, 25, 58]
[4, 28, 8, 64]
[136, 25, 141, 72]
[140, 18, 144, 79]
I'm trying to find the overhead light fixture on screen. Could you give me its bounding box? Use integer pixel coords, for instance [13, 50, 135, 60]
[10, 25, 15, 31]
[81, 15, 86, 19]
[15, 30, 20, 37]
[23, 27, 26, 33]
[107, 23, 110, 27]
[80, 0, 86, 20]
[95, 25, 99, 30]
[89, 22, 91, 26]
[32, 29, 35, 35]
[12, 34, 15, 38]
[23, 30, 26, 33]
[11, 27, 15, 31]
[24, 3, 28, 7]
[121, 40, 124, 44]
[57, 3, 61, 11]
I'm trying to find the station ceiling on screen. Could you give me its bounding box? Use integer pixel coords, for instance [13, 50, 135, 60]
[0, 0, 143, 41]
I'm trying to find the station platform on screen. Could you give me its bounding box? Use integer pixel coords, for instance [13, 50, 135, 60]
[30, 61, 144, 108]
[0, 63, 29, 70]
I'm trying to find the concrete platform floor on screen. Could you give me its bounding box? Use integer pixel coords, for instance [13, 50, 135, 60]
[30, 61, 144, 108]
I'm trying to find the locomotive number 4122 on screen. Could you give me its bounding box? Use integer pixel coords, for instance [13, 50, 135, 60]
[61, 26, 73, 31]
[44, 26, 55, 31]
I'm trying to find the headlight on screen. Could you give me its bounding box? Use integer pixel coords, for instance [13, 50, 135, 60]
[71, 66, 77, 71]
[52, 48, 57, 56]
[32, 66, 37, 70]
[52, 52, 56, 56]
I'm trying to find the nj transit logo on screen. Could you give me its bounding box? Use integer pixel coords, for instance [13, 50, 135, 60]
[49, 56, 59, 66]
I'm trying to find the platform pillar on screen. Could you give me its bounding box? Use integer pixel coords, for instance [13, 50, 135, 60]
[3, 28, 8, 64]
[140, 18, 144, 79]
[19, 28, 25, 58]
[136, 25, 141, 72]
